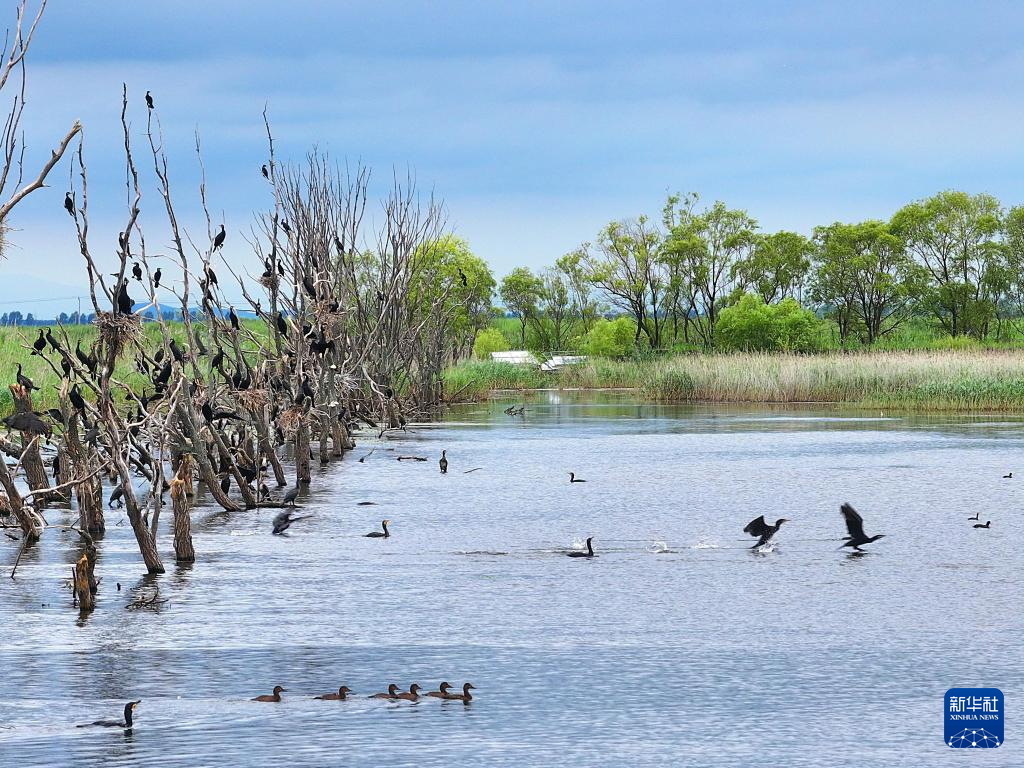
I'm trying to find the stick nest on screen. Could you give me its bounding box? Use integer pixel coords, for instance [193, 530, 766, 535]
[277, 405, 307, 434]
[93, 311, 142, 357]
[237, 388, 270, 411]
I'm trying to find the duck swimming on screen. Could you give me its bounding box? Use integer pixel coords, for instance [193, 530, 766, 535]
[315, 686, 352, 701]
[365, 519, 390, 538]
[396, 684, 422, 701]
[77, 700, 140, 728]
[566, 537, 595, 558]
[252, 685, 286, 702]
[426, 682, 452, 699]
[445, 683, 475, 703]
[370, 684, 400, 699]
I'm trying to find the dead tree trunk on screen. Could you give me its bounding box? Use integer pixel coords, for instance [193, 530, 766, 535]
[170, 455, 195, 563]
[0, 457, 37, 541]
[295, 423, 311, 483]
[72, 533, 98, 612]
[10, 384, 55, 501]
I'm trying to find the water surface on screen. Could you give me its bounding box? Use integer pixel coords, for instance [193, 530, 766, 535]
[1, 393, 1020, 766]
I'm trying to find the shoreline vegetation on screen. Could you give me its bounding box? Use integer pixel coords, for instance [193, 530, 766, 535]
[444, 350, 1024, 412]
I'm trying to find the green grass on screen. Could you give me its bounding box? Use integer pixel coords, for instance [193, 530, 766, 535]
[447, 350, 1024, 412]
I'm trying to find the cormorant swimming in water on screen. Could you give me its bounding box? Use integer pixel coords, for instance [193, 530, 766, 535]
[1003, 472, 1013, 479]
[272, 509, 309, 535]
[145, 91, 154, 109]
[743, 515, 790, 548]
[439, 450, 448, 474]
[370, 684, 400, 699]
[252, 686, 286, 702]
[315, 686, 352, 700]
[840, 503, 885, 551]
[213, 224, 226, 250]
[569, 472, 586, 483]
[77, 700, 140, 728]
[973, 521, 992, 529]
[567, 537, 595, 558]
[968, 512, 979, 521]
[426, 682, 452, 699]
[445, 683, 475, 703]
[32, 329, 46, 355]
[396, 684, 422, 701]
[64, 191, 75, 216]
[16, 363, 37, 391]
[365, 519, 390, 538]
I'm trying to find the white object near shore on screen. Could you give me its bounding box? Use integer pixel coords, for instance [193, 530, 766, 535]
[540, 355, 587, 372]
[491, 350, 540, 365]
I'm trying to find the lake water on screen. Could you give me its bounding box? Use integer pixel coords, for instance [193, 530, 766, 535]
[1, 391, 1021, 766]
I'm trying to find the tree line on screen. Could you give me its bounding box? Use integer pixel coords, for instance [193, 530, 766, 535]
[496, 189, 1024, 353]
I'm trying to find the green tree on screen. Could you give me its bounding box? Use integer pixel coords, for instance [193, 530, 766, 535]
[473, 327, 510, 359]
[715, 294, 821, 352]
[890, 190, 1003, 338]
[528, 268, 574, 351]
[732, 230, 812, 304]
[582, 317, 639, 356]
[499, 267, 541, 346]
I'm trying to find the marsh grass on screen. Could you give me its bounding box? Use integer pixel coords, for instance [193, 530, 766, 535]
[446, 350, 1024, 411]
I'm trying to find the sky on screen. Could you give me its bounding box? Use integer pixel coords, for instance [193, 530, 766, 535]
[2, 0, 1024, 314]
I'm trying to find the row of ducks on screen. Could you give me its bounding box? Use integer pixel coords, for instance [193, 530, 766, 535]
[254, 682, 474, 703]
[78, 683, 476, 729]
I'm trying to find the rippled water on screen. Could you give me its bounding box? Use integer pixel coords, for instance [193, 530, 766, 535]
[1, 392, 1021, 766]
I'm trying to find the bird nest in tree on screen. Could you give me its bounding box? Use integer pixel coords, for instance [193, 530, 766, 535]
[93, 311, 142, 357]
[259, 274, 280, 291]
[277, 405, 307, 434]
[237, 388, 270, 411]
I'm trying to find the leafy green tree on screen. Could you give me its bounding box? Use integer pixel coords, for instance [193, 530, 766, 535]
[812, 221, 923, 344]
[579, 216, 665, 348]
[663, 196, 757, 347]
[499, 267, 541, 346]
[732, 230, 812, 304]
[715, 294, 821, 352]
[527, 269, 574, 351]
[473, 327, 510, 359]
[556, 249, 599, 331]
[890, 190, 1003, 338]
[582, 317, 639, 356]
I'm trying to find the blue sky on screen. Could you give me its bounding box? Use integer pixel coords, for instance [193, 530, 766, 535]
[3, 0, 1024, 313]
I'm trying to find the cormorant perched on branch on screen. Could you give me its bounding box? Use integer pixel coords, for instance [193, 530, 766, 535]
[743, 515, 790, 548]
[206, 264, 219, 285]
[145, 91, 154, 109]
[213, 224, 226, 250]
[45, 327, 60, 353]
[116, 281, 134, 314]
[16, 363, 37, 391]
[567, 537, 596, 558]
[275, 312, 287, 335]
[69, 384, 87, 414]
[2, 411, 51, 437]
[228, 307, 239, 330]
[32, 328, 46, 355]
[64, 191, 75, 216]
[261, 163, 269, 179]
[153, 268, 162, 288]
[281, 220, 291, 235]
[840, 503, 885, 551]
[77, 701, 140, 728]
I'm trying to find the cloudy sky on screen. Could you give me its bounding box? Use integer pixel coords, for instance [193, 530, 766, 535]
[3, 0, 1024, 313]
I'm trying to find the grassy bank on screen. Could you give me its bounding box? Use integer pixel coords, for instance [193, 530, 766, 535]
[445, 351, 1024, 411]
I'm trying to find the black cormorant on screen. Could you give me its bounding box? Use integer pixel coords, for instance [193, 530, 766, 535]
[145, 90, 154, 109]
[281, 484, 300, 507]
[2, 411, 51, 437]
[968, 512, 979, 521]
[153, 268, 162, 288]
[69, 384, 87, 413]
[261, 164, 269, 179]
[272, 509, 308, 534]
[16, 363, 37, 391]
[64, 191, 75, 216]
[365, 519, 390, 538]
[252, 686, 286, 702]
[228, 307, 239, 331]
[840, 503, 885, 551]
[213, 224, 226, 250]
[439, 450, 448, 474]
[1003, 472, 1012, 479]
[108, 485, 125, 508]
[569, 472, 586, 483]
[973, 521, 991, 529]
[275, 312, 287, 336]
[77, 700, 140, 728]
[567, 537, 595, 558]
[32, 329, 46, 355]
[743, 515, 790, 548]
